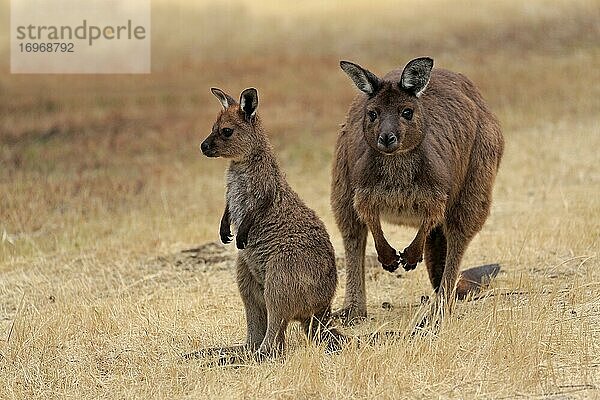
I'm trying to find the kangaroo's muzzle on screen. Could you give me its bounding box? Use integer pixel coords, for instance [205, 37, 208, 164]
[200, 139, 218, 157]
[377, 132, 399, 153]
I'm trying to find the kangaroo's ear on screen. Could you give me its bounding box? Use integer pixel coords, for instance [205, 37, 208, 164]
[400, 57, 434, 97]
[211, 87, 237, 109]
[340, 61, 381, 96]
[239, 88, 259, 121]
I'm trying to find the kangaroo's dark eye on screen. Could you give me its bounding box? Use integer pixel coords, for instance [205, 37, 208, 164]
[367, 110, 378, 122]
[222, 128, 233, 137]
[401, 108, 413, 120]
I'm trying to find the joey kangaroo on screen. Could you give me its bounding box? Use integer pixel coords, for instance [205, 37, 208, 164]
[193, 87, 345, 362]
[332, 57, 504, 324]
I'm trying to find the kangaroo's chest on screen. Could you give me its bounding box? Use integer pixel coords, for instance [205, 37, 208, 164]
[379, 206, 423, 227]
[370, 183, 426, 227]
[353, 163, 436, 227]
[226, 171, 258, 229]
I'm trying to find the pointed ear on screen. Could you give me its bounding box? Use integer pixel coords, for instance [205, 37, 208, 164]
[340, 61, 380, 96]
[239, 88, 259, 121]
[400, 57, 434, 97]
[211, 87, 237, 109]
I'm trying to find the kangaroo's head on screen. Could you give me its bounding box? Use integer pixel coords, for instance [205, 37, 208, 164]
[200, 87, 261, 159]
[340, 57, 434, 155]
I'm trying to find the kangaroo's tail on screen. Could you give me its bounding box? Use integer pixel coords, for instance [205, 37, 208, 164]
[456, 263, 501, 299]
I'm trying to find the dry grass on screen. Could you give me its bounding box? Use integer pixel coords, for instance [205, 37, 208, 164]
[1, 0, 599, 398]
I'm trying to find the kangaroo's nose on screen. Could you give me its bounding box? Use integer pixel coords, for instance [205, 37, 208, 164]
[200, 140, 211, 154]
[378, 133, 398, 148]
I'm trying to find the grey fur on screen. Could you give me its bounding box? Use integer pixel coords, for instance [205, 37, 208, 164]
[197, 87, 346, 361]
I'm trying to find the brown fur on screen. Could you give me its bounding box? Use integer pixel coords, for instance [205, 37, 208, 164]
[192, 87, 345, 362]
[332, 58, 504, 323]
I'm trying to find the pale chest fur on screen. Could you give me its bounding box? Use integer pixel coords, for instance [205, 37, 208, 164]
[226, 168, 258, 229]
[354, 184, 425, 228]
[353, 155, 448, 227]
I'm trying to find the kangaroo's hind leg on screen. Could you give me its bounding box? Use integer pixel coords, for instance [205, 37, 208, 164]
[331, 138, 370, 325]
[237, 256, 268, 350]
[424, 225, 446, 292]
[256, 264, 294, 359]
[257, 310, 288, 359]
[184, 256, 266, 363]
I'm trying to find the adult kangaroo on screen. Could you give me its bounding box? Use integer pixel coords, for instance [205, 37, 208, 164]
[331, 57, 504, 324]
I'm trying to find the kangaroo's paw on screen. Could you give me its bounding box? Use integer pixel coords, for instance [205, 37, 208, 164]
[399, 247, 423, 272]
[220, 231, 233, 245]
[378, 250, 401, 272]
[235, 233, 248, 250]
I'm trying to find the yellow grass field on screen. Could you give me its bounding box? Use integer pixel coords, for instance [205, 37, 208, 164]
[1, 0, 599, 398]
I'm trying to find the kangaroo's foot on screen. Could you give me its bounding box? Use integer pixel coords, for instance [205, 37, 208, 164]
[411, 302, 443, 337]
[331, 304, 367, 326]
[182, 344, 247, 361]
[412, 314, 440, 337]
